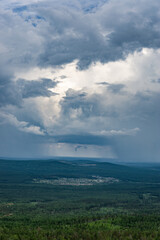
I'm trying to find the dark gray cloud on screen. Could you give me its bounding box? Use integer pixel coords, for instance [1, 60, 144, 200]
[60, 87, 123, 121]
[34, 0, 160, 69]
[1, 0, 160, 70]
[60, 89, 105, 118]
[152, 78, 160, 83]
[107, 83, 125, 94]
[54, 134, 112, 146]
[75, 145, 87, 152]
[17, 78, 58, 98]
[96, 82, 109, 85]
[0, 72, 21, 107]
[0, 76, 58, 107]
[97, 82, 125, 93]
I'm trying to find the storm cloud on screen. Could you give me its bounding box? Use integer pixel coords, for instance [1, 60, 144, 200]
[36, 0, 160, 68]
[0, 0, 160, 160]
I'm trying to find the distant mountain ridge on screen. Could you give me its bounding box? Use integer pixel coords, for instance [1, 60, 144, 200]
[0, 159, 160, 184]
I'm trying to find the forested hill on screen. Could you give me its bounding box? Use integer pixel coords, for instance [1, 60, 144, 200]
[0, 159, 160, 184]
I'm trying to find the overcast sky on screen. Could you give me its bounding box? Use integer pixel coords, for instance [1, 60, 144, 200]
[0, 0, 160, 161]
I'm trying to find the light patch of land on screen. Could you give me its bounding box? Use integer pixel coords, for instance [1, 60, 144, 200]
[33, 176, 119, 186]
[78, 164, 97, 166]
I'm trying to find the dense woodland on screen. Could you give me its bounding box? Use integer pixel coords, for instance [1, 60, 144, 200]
[0, 159, 160, 239]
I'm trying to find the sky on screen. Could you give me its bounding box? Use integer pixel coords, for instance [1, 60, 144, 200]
[0, 0, 160, 161]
